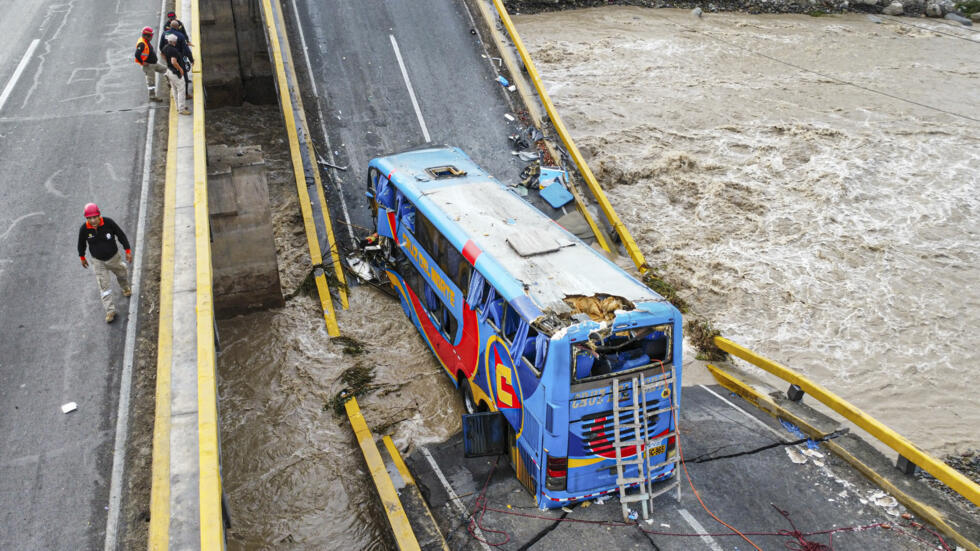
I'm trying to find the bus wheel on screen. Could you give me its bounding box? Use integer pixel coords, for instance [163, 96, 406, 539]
[459, 378, 477, 415]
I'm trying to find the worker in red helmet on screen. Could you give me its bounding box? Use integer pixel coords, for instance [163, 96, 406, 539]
[77, 203, 133, 323]
[135, 26, 166, 102]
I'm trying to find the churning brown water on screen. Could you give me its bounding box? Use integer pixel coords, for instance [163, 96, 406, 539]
[217, 8, 977, 548]
[515, 7, 979, 455]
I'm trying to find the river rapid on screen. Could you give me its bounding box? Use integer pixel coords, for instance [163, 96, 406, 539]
[515, 7, 979, 455]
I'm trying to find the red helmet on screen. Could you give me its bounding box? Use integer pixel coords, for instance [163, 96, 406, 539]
[141, 26, 153, 36]
[83, 203, 101, 218]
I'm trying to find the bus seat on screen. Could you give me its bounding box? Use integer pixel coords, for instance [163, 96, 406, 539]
[620, 354, 650, 370]
[575, 355, 594, 379]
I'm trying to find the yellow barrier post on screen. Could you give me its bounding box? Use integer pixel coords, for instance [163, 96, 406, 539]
[713, 336, 980, 507]
[345, 399, 421, 551]
[490, 0, 650, 273]
[259, 0, 341, 336]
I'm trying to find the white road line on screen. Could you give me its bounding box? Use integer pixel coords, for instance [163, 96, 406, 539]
[678, 508, 724, 551]
[289, 0, 356, 243]
[419, 446, 493, 551]
[103, 5, 167, 548]
[699, 384, 787, 441]
[0, 39, 40, 113]
[389, 34, 430, 143]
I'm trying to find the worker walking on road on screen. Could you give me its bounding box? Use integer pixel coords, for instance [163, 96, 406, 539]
[77, 203, 132, 324]
[134, 26, 166, 102]
[161, 33, 189, 115]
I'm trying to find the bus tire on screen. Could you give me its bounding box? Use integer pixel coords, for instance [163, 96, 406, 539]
[458, 376, 477, 415]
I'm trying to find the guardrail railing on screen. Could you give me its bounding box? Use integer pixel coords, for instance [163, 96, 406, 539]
[713, 336, 979, 508]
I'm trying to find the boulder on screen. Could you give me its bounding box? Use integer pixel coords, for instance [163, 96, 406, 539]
[925, 1, 943, 15]
[944, 12, 973, 24]
[972, 12, 980, 22]
[883, 1, 904, 13]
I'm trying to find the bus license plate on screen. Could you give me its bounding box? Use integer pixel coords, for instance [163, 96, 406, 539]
[646, 444, 666, 457]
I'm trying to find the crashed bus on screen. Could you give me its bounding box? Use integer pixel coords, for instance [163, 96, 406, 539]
[364, 146, 682, 510]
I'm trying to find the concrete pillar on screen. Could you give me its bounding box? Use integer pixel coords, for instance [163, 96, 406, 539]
[207, 145, 284, 318]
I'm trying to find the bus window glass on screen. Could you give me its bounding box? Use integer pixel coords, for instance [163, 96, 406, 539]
[501, 302, 520, 342]
[415, 210, 440, 258]
[456, 262, 472, 299]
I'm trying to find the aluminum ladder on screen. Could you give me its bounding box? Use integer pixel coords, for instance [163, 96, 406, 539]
[611, 374, 681, 522]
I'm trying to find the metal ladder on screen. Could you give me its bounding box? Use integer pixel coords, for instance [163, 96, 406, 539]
[612, 373, 681, 522]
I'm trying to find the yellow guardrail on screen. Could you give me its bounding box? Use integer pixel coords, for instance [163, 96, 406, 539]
[345, 398, 421, 551]
[148, 104, 178, 551]
[490, 0, 650, 273]
[713, 336, 980, 507]
[260, 0, 344, 336]
[191, 0, 226, 547]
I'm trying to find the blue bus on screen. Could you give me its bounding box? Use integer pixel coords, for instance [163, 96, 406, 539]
[365, 146, 682, 508]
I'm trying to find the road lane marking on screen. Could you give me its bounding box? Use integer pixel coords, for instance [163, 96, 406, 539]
[699, 384, 787, 442]
[678, 508, 724, 551]
[0, 39, 40, 113]
[419, 446, 493, 551]
[289, 0, 356, 244]
[389, 34, 431, 143]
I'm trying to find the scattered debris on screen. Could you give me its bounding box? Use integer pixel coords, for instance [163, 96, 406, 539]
[564, 294, 633, 323]
[61, 402, 77, 414]
[316, 155, 348, 171]
[684, 317, 726, 360]
[326, 364, 377, 414]
[496, 75, 510, 87]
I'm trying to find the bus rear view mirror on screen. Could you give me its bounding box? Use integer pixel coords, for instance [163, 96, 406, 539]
[462, 411, 508, 458]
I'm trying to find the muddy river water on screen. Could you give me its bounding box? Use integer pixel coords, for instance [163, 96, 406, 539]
[217, 8, 978, 549]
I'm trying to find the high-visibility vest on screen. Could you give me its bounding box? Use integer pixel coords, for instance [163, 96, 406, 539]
[136, 37, 151, 64]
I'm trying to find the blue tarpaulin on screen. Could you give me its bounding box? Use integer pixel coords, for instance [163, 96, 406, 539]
[538, 167, 573, 208]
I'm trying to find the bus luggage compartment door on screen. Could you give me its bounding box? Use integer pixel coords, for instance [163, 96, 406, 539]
[462, 412, 508, 457]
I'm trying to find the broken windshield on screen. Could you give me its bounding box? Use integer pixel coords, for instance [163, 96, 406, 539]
[571, 324, 672, 383]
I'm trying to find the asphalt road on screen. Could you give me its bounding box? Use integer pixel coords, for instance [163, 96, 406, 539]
[0, 0, 161, 547]
[286, 0, 530, 248]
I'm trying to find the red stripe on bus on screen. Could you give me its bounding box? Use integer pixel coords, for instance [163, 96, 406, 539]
[462, 239, 482, 264]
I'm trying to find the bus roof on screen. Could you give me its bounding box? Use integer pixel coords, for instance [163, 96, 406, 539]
[378, 147, 666, 315]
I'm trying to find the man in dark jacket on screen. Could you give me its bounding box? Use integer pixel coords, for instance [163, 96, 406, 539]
[77, 203, 132, 323]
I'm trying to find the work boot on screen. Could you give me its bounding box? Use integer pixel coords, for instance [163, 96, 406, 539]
[105, 311, 117, 324]
[122, 287, 132, 297]
[179, 108, 191, 115]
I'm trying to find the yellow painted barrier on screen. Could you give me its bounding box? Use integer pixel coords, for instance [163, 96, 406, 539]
[259, 0, 341, 336]
[346, 399, 421, 551]
[148, 104, 178, 551]
[491, 0, 650, 273]
[189, 1, 226, 548]
[267, 0, 349, 311]
[707, 364, 980, 551]
[714, 336, 980, 507]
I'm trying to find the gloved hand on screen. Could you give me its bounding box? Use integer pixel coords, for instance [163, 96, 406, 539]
[80, 257, 89, 269]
